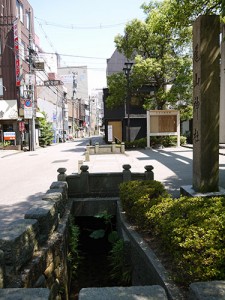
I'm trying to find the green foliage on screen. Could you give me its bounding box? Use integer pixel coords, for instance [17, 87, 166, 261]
[119, 179, 225, 284]
[89, 211, 119, 243]
[38, 111, 54, 146]
[113, 0, 193, 112]
[124, 136, 186, 149]
[119, 180, 170, 229]
[150, 135, 187, 147]
[147, 196, 225, 283]
[125, 137, 147, 149]
[68, 218, 81, 277]
[108, 239, 132, 285]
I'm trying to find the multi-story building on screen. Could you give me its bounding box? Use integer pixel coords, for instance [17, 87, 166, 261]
[0, 0, 36, 149]
[57, 66, 88, 137]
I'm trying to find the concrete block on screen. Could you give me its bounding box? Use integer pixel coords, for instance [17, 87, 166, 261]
[25, 201, 58, 244]
[0, 219, 38, 271]
[79, 286, 168, 300]
[189, 281, 225, 300]
[0, 288, 51, 299]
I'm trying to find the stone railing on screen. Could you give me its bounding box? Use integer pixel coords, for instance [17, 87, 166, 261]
[58, 164, 154, 198]
[86, 142, 125, 156]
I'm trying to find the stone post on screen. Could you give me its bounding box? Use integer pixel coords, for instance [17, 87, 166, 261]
[78, 160, 83, 174]
[122, 164, 131, 182]
[95, 142, 99, 154]
[111, 142, 116, 153]
[85, 149, 90, 162]
[192, 15, 220, 193]
[80, 165, 90, 194]
[121, 142, 125, 153]
[144, 165, 154, 180]
[57, 168, 67, 182]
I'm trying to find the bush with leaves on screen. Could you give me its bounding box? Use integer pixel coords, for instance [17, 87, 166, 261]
[147, 196, 225, 283]
[125, 136, 186, 149]
[38, 111, 54, 147]
[119, 179, 225, 285]
[119, 180, 170, 229]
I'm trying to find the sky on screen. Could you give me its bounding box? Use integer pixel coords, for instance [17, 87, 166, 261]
[28, 0, 147, 94]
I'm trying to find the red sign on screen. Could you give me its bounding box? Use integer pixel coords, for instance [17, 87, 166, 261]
[19, 122, 25, 132]
[13, 20, 21, 86]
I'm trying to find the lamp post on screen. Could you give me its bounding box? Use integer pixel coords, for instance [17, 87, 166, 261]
[123, 62, 133, 142]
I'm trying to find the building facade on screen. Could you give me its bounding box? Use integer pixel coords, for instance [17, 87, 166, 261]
[57, 66, 88, 137]
[0, 0, 36, 149]
[105, 49, 147, 143]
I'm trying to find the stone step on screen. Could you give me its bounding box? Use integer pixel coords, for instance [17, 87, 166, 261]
[78, 286, 168, 300]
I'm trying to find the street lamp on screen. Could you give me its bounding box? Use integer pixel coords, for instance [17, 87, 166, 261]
[123, 61, 133, 142]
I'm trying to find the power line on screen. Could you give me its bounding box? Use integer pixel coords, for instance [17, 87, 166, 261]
[35, 16, 127, 30]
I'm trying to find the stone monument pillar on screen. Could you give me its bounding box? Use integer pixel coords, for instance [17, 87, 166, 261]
[192, 15, 220, 193]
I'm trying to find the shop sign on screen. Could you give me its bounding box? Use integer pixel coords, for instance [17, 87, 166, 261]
[4, 132, 16, 141]
[24, 107, 33, 119]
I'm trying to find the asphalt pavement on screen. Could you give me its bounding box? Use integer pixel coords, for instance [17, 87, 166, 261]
[1, 137, 225, 228]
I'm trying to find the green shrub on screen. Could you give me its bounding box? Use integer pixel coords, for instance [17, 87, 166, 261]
[151, 135, 186, 147]
[119, 180, 170, 229]
[148, 196, 225, 283]
[120, 180, 225, 284]
[125, 136, 186, 149]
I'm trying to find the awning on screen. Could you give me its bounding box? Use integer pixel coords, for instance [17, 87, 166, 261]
[36, 111, 45, 118]
[0, 100, 18, 120]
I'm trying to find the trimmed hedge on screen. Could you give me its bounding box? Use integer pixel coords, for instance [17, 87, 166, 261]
[125, 136, 187, 149]
[119, 180, 225, 284]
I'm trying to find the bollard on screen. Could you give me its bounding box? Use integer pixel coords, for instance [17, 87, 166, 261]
[85, 149, 90, 162]
[144, 165, 154, 180]
[78, 160, 83, 174]
[95, 142, 99, 154]
[57, 168, 67, 181]
[121, 142, 125, 154]
[111, 142, 116, 153]
[122, 164, 131, 182]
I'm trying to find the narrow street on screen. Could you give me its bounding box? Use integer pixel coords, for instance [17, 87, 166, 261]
[0, 138, 88, 227]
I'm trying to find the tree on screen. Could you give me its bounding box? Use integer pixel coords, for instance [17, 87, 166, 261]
[107, 0, 193, 120]
[38, 111, 54, 147]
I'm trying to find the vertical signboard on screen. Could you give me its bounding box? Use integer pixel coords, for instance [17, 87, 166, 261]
[108, 125, 113, 142]
[13, 20, 22, 86]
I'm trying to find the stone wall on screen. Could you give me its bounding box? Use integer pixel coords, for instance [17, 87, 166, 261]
[0, 181, 71, 300]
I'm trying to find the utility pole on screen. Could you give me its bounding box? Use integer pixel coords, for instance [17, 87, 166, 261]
[28, 8, 35, 151]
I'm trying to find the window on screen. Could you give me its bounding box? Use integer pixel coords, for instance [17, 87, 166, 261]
[0, 36, 2, 55]
[0, 78, 4, 96]
[19, 3, 24, 23]
[16, 1, 24, 23]
[16, 1, 19, 19]
[20, 41, 26, 60]
[26, 11, 30, 30]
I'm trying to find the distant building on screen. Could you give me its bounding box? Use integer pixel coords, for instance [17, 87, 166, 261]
[104, 49, 147, 143]
[57, 66, 88, 137]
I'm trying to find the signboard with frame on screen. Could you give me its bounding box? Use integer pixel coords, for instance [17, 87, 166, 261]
[147, 110, 180, 147]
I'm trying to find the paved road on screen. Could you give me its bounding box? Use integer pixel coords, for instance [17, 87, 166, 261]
[1, 137, 225, 228]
